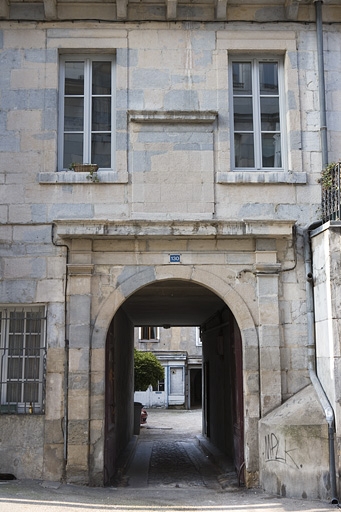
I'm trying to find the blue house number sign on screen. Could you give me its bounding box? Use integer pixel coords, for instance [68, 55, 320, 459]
[170, 254, 181, 263]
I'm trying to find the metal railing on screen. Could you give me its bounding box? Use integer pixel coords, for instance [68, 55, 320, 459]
[321, 162, 341, 223]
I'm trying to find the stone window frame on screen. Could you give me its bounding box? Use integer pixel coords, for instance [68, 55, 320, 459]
[58, 53, 116, 172]
[216, 30, 306, 185]
[0, 306, 47, 415]
[39, 39, 128, 185]
[229, 56, 286, 172]
[138, 326, 160, 342]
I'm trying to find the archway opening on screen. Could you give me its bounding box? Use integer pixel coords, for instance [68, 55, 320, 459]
[104, 279, 244, 486]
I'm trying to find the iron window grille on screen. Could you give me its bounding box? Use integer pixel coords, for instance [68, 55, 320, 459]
[321, 162, 341, 223]
[0, 307, 47, 414]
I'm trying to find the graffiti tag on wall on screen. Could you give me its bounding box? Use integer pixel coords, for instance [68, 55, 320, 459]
[264, 433, 300, 470]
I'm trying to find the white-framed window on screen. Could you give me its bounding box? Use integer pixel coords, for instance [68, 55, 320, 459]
[230, 57, 285, 171]
[139, 327, 160, 342]
[0, 307, 46, 414]
[58, 54, 116, 171]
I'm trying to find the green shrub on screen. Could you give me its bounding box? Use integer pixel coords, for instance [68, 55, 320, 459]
[134, 349, 164, 391]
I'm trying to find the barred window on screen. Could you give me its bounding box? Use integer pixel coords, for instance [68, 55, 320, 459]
[0, 307, 46, 414]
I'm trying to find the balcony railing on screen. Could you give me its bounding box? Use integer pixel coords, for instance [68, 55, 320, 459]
[321, 162, 341, 223]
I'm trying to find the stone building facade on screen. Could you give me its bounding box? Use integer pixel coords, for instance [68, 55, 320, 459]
[134, 326, 202, 408]
[0, 0, 341, 502]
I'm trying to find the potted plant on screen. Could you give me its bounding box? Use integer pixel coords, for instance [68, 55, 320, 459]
[69, 163, 99, 173]
[133, 349, 164, 434]
[69, 163, 100, 183]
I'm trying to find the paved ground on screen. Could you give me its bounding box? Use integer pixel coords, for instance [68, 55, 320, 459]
[0, 409, 339, 512]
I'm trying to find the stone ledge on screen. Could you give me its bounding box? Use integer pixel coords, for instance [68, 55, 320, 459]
[67, 264, 94, 276]
[217, 171, 307, 185]
[128, 110, 218, 124]
[38, 171, 127, 184]
[310, 221, 341, 238]
[53, 219, 296, 240]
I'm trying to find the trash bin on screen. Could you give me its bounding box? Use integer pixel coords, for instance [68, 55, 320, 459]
[133, 402, 143, 435]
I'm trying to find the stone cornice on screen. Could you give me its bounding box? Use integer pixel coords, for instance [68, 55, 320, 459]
[53, 219, 295, 241]
[1, 0, 340, 23]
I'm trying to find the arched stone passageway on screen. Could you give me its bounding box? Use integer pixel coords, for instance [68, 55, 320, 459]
[91, 270, 260, 487]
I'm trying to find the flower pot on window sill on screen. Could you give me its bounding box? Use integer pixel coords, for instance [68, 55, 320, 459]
[71, 163, 99, 173]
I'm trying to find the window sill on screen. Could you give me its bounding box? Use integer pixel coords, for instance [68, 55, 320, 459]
[38, 171, 125, 184]
[217, 171, 307, 185]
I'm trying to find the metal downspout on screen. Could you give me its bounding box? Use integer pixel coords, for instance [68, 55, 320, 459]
[311, 3, 338, 502]
[304, 224, 338, 504]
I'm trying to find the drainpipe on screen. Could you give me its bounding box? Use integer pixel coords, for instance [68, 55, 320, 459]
[311, 4, 337, 502]
[315, 0, 328, 169]
[303, 223, 338, 504]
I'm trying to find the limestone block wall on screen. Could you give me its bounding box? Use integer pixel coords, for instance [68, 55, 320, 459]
[259, 385, 330, 501]
[311, 224, 341, 498]
[0, 13, 341, 488]
[0, 416, 45, 479]
[1, 21, 338, 224]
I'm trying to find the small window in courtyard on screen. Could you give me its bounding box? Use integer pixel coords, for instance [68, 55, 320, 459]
[139, 326, 160, 342]
[59, 55, 116, 170]
[0, 307, 46, 414]
[230, 58, 285, 170]
[157, 379, 165, 391]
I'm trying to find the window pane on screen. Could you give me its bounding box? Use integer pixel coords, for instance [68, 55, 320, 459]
[234, 97, 253, 131]
[65, 61, 84, 95]
[259, 62, 278, 95]
[9, 312, 24, 333]
[260, 97, 280, 131]
[26, 334, 40, 356]
[92, 61, 111, 95]
[92, 133, 111, 168]
[26, 313, 41, 334]
[64, 133, 83, 168]
[64, 97, 84, 131]
[92, 97, 111, 131]
[7, 382, 21, 403]
[8, 358, 22, 379]
[24, 383, 38, 403]
[25, 358, 40, 380]
[8, 334, 23, 356]
[262, 133, 282, 168]
[234, 133, 254, 168]
[233, 62, 252, 95]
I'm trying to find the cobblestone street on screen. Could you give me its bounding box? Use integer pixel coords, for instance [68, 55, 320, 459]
[0, 409, 337, 512]
[125, 408, 231, 489]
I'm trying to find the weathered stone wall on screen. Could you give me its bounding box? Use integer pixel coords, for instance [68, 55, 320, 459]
[1, 21, 334, 224]
[311, 224, 341, 499]
[135, 326, 202, 356]
[259, 385, 330, 501]
[0, 415, 45, 479]
[0, 13, 340, 495]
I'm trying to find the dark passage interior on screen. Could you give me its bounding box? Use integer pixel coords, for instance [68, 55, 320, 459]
[104, 280, 244, 486]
